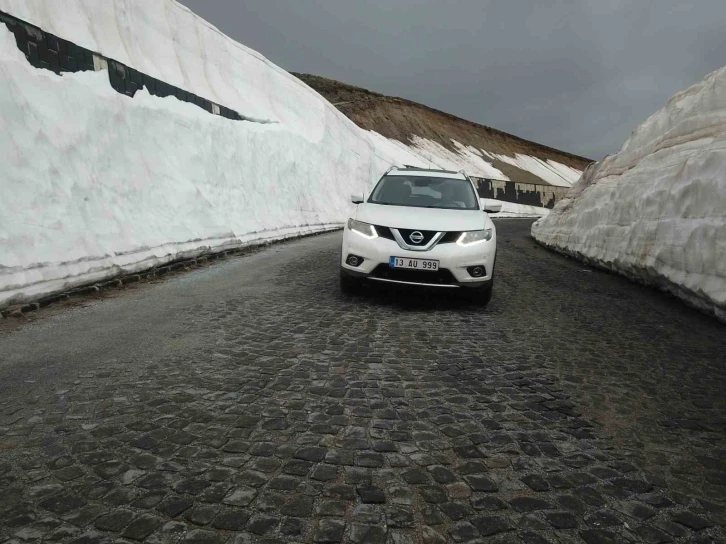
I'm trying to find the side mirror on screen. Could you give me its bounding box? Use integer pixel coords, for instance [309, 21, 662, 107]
[351, 194, 364, 204]
[480, 198, 502, 213]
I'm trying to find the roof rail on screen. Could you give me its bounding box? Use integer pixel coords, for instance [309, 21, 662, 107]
[458, 169, 472, 180]
[384, 165, 399, 175]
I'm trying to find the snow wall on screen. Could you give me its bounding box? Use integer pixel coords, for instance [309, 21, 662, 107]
[532, 67, 726, 321]
[0, 0, 404, 310]
[0, 0, 574, 311]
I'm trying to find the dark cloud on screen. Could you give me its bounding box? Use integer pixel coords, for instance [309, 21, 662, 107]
[178, 0, 726, 159]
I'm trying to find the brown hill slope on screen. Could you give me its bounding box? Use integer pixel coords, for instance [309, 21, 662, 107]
[294, 73, 592, 185]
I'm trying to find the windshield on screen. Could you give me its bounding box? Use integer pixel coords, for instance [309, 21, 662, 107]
[368, 175, 479, 210]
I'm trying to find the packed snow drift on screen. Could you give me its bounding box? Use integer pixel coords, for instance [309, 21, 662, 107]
[532, 67, 726, 321]
[0, 0, 401, 309]
[0, 0, 564, 310]
[493, 202, 550, 219]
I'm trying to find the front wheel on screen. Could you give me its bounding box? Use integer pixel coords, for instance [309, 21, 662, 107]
[472, 280, 493, 307]
[340, 271, 363, 295]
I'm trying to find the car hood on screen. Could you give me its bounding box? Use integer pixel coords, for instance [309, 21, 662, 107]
[356, 203, 488, 232]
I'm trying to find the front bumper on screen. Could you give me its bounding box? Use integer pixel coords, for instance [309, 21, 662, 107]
[341, 226, 496, 288]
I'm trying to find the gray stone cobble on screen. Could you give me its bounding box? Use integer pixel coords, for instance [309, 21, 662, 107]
[0, 221, 725, 543]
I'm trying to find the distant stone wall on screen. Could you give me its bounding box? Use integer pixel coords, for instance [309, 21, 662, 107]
[474, 178, 571, 209]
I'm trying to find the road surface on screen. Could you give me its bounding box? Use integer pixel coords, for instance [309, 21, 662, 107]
[0, 219, 724, 544]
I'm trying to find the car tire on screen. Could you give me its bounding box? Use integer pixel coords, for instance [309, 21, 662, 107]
[340, 271, 363, 295]
[473, 280, 493, 307]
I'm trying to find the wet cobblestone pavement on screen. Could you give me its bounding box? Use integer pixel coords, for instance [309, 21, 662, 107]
[1, 220, 724, 543]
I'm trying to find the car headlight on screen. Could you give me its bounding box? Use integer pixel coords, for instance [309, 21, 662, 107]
[347, 218, 378, 239]
[457, 229, 493, 246]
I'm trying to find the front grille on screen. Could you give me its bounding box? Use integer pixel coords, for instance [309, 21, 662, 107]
[373, 227, 460, 247]
[397, 229, 438, 246]
[371, 264, 456, 285]
[439, 232, 461, 244]
[374, 225, 395, 241]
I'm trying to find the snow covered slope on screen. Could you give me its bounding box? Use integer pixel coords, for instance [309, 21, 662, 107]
[482, 151, 579, 187]
[0, 1, 399, 310]
[296, 73, 589, 187]
[365, 131, 581, 186]
[0, 0, 326, 132]
[532, 68, 726, 321]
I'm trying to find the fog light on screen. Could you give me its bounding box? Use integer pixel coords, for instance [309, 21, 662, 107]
[467, 265, 486, 278]
[347, 255, 364, 267]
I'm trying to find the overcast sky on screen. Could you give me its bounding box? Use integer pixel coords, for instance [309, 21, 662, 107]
[178, 0, 725, 160]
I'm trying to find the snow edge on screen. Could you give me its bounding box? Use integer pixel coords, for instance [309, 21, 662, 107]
[0, 224, 342, 315]
[530, 231, 726, 324]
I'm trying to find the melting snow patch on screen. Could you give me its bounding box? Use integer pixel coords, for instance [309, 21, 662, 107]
[409, 136, 508, 179]
[365, 131, 430, 168]
[484, 151, 580, 187]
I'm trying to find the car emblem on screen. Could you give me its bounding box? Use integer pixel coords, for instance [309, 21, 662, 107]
[409, 231, 425, 244]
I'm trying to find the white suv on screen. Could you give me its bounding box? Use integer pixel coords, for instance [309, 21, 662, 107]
[340, 167, 501, 305]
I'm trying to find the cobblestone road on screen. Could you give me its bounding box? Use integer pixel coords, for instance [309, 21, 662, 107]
[1, 220, 725, 544]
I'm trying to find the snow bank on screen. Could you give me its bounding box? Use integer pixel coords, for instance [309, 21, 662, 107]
[0, 0, 572, 309]
[0, 12, 394, 309]
[532, 67, 726, 321]
[0, 0, 583, 185]
[492, 202, 550, 219]
[0, 0, 326, 132]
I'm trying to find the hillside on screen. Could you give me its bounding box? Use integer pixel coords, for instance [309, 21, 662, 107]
[295, 73, 593, 186]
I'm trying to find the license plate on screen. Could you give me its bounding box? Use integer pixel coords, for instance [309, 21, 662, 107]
[389, 257, 439, 271]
